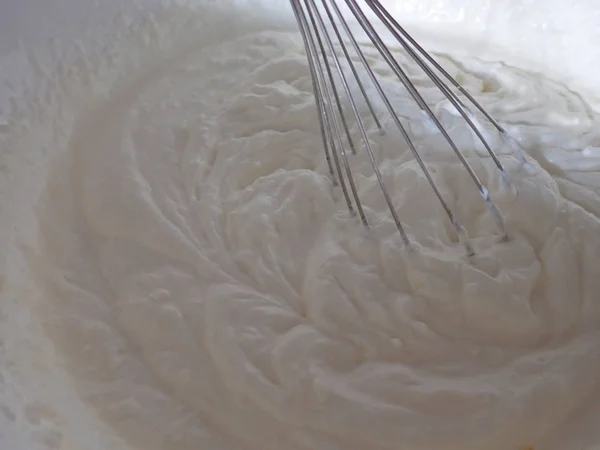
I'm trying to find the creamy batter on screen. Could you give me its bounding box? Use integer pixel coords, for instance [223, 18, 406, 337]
[1, 1, 600, 450]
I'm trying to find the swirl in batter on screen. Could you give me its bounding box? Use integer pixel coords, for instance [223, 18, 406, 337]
[2, 3, 600, 450]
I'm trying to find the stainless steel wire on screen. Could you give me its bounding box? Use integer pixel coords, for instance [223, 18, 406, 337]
[290, 0, 528, 256]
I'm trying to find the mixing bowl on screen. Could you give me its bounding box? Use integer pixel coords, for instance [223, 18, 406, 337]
[1, 1, 600, 449]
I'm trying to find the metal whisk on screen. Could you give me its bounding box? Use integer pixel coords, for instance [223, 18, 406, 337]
[290, 0, 530, 256]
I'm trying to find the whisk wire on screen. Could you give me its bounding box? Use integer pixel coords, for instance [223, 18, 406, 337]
[291, 0, 522, 254]
[302, 0, 370, 224]
[317, 0, 384, 133]
[347, 0, 510, 240]
[291, 0, 356, 215]
[366, 0, 508, 176]
[325, 0, 475, 254]
[289, 0, 338, 184]
[313, 0, 413, 244]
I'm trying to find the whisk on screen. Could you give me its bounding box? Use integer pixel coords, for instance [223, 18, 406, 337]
[289, 0, 530, 256]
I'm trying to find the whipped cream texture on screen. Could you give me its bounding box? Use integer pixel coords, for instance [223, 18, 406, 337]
[1, 2, 600, 450]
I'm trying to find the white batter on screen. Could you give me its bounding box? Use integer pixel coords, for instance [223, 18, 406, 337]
[1, 1, 600, 450]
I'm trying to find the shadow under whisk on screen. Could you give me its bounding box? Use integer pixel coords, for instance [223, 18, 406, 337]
[290, 0, 531, 257]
